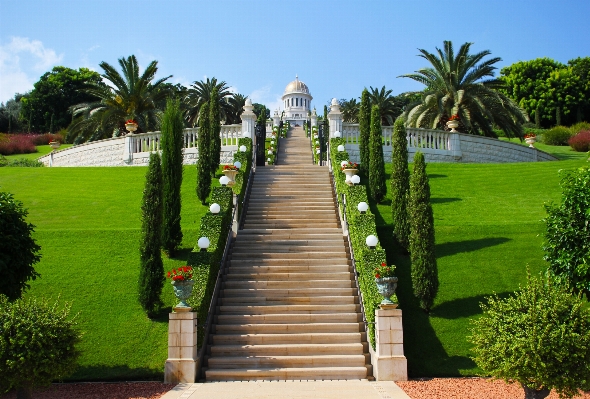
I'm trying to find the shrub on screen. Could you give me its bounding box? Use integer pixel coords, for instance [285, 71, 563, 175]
[369, 105, 386, 203]
[29, 133, 64, 146]
[209, 88, 221, 176]
[543, 167, 590, 299]
[196, 102, 212, 205]
[138, 152, 164, 317]
[359, 89, 371, 174]
[470, 272, 590, 399]
[0, 295, 81, 398]
[0, 192, 41, 301]
[0, 156, 43, 167]
[408, 152, 438, 312]
[542, 126, 572, 145]
[160, 99, 184, 256]
[0, 135, 36, 156]
[568, 130, 590, 152]
[569, 121, 590, 135]
[391, 118, 410, 251]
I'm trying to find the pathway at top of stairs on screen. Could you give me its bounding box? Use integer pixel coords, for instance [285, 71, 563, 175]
[204, 126, 371, 381]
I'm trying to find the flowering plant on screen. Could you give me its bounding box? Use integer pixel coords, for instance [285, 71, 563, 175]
[524, 133, 537, 139]
[167, 266, 193, 281]
[374, 262, 396, 279]
[341, 161, 359, 170]
[223, 165, 238, 171]
[449, 115, 460, 121]
[125, 119, 137, 125]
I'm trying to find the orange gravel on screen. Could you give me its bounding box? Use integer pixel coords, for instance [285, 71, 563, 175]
[0, 382, 171, 399]
[396, 378, 590, 399]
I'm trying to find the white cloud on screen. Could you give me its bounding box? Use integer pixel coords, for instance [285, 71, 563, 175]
[0, 37, 63, 103]
[249, 85, 282, 114]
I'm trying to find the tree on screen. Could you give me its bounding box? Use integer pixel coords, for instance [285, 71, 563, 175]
[470, 271, 590, 399]
[0, 94, 25, 133]
[67, 55, 171, 143]
[253, 103, 270, 120]
[226, 93, 248, 124]
[209, 88, 221, 177]
[358, 89, 371, 174]
[408, 152, 438, 312]
[160, 99, 184, 256]
[184, 77, 233, 126]
[543, 167, 590, 299]
[391, 117, 410, 251]
[196, 102, 212, 205]
[0, 295, 81, 399]
[19, 66, 101, 133]
[138, 152, 164, 316]
[568, 57, 590, 122]
[0, 191, 41, 301]
[341, 98, 359, 123]
[369, 105, 386, 203]
[367, 85, 399, 126]
[401, 41, 528, 138]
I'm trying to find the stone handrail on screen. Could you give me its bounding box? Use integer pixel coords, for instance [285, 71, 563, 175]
[341, 123, 455, 151]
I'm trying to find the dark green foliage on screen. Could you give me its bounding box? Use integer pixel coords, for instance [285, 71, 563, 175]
[543, 167, 590, 299]
[0, 157, 44, 167]
[409, 152, 438, 312]
[359, 89, 371, 174]
[160, 99, 184, 256]
[470, 272, 590, 399]
[391, 118, 410, 250]
[196, 102, 211, 205]
[369, 105, 386, 203]
[138, 153, 164, 317]
[0, 192, 41, 301]
[209, 88, 221, 177]
[232, 138, 253, 198]
[542, 126, 573, 145]
[0, 295, 81, 396]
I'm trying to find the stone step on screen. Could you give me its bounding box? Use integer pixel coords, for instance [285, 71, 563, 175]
[221, 288, 356, 297]
[217, 304, 360, 315]
[224, 272, 353, 281]
[218, 296, 358, 305]
[228, 251, 347, 260]
[243, 222, 340, 229]
[205, 366, 367, 381]
[228, 259, 350, 267]
[211, 332, 364, 345]
[244, 214, 338, 221]
[213, 322, 363, 334]
[230, 246, 345, 254]
[238, 229, 343, 237]
[209, 343, 365, 356]
[216, 313, 362, 324]
[206, 354, 366, 369]
[226, 266, 350, 274]
[222, 280, 354, 289]
[233, 239, 345, 246]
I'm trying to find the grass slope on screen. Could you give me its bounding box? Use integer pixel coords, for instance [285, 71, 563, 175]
[0, 166, 208, 381]
[373, 154, 588, 377]
[2, 144, 73, 160]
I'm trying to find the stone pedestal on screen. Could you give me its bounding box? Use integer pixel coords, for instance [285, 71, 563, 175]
[164, 312, 197, 383]
[372, 308, 407, 381]
[327, 98, 342, 138]
[241, 99, 257, 146]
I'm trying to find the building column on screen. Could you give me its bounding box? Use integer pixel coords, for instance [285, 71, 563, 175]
[164, 311, 197, 383]
[373, 308, 408, 381]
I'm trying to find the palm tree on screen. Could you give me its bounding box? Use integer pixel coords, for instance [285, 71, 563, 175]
[67, 55, 171, 143]
[341, 98, 360, 123]
[184, 78, 233, 126]
[226, 93, 248, 124]
[367, 86, 399, 126]
[400, 41, 528, 138]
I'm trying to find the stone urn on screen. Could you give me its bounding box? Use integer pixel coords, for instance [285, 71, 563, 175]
[525, 137, 537, 148]
[375, 277, 398, 306]
[222, 169, 238, 187]
[125, 122, 138, 134]
[343, 168, 358, 185]
[171, 279, 195, 311]
[49, 141, 61, 150]
[446, 120, 459, 133]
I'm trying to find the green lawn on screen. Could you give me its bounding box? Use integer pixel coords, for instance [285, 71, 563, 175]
[3, 144, 73, 160]
[499, 138, 588, 161]
[0, 166, 208, 381]
[371, 153, 589, 377]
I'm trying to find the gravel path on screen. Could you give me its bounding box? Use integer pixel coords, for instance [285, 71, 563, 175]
[2, 379, 589, 399]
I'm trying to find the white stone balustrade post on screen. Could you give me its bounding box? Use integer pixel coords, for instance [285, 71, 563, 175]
[373, 308, 408, 381]
[450, 133, 463, 160]
[241, 98, 257, 146]
[164, 311, 197, 383]
[311, 109, 318, 128]
[327, 98, 342, 138]
[123, 134, 134, 164]
[272, 110, 280, 127]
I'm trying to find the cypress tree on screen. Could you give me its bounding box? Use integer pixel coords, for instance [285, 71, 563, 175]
[209, 87, 221, 177]
[391, 118, 410, 251]
[138, 152, 164, 317]
[369, 104, 386, 203]
[409, 152, 438, 312]
[359, 89, 371, 174]
[196, 102, 212, 205]
[160, 99, 184, 256]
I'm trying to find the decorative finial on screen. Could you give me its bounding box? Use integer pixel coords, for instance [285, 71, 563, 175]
[296, 74, 298, 80]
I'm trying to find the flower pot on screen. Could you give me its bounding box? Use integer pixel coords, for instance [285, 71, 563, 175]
[171, 279, 195, 311]
[343, 168, 358, 185]
[222, 169, 238, 187]
[49, 141, 61, 150]
[125, 123, 138, 133]
[525, 137, 536, 148]
[375, 277, 398, 306]
[447, 120, 459, 132]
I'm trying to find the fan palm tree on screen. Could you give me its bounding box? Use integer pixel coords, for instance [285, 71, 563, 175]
[184, 78, 233, 126]
[400, 41, 528, 138]
[367, 86, 399, 126]
[341, 98, 360, 123]
[67, 55, 172, 143]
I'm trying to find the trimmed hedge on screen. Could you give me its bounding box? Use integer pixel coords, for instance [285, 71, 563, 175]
[543, 126, 573, 145]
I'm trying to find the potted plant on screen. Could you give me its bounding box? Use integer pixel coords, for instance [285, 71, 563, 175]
[48, 139, 61, 150]
[446, 114, 460, 132]
[125, 119, 138, 133]
[167, 266, 195, 311]
[524, 132, 537, 148]
[374, 262, 398, 308]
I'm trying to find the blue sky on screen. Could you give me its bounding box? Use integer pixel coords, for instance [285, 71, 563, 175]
[1, 0, 589, 112]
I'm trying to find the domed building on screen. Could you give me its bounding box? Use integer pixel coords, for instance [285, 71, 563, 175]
[281, 75, 313, 124]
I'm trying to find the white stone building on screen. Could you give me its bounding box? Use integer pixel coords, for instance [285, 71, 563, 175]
[281, 75, 313, 125]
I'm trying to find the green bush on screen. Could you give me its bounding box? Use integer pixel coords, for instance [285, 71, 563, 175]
[0, 295, 81, 397]
[569, 121, 590, 135]
[470, 272, 590, 399]
[0, 156, 44, 167]
[359, 89, 371, 174]
[209, 88, 221, 176]
[369, 105, 386, 203]
[391, 118, 410, 251]
[196, 103, 212, 205]
[542, 126, 572, 145]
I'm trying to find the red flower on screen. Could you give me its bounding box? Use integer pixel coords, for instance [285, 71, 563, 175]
[375, 274, 381, 278]
[381, 262, 386, 266]
[167, 272, 171, 278]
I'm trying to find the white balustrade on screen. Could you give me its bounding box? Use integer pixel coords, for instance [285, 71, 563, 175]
[220, 124, 241, 146]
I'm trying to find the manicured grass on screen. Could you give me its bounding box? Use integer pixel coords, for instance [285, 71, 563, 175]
[0, 166, 208, 381]
[499, 137, 587, 161]
[370, 155, 588, 377]
[3, 144, 73, 160]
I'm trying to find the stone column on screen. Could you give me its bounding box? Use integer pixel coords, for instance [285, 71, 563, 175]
[311, 108, 318, 128]
[164, 311, 197, 383]
[373, 308, 407, 381]
[327, 98, 342, 138]
[123, 134, 134, 164]
[272, 110, 280, 127]
[241, 98, 257, 146]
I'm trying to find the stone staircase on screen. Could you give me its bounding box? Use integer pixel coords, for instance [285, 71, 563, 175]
[204, 127, 371, 381]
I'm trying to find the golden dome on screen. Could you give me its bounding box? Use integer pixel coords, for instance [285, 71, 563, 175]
[284, 75, 309, 95]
